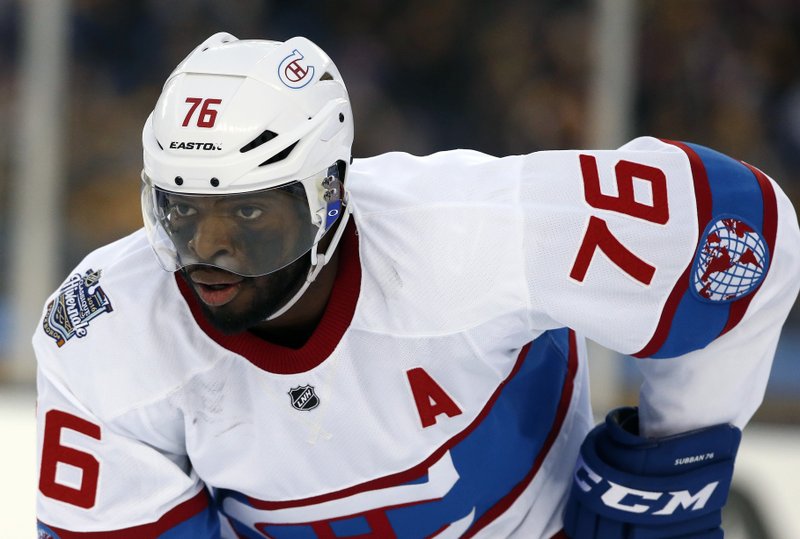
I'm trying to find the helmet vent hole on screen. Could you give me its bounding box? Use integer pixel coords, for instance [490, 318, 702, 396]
[259, 141, 298, 167]
[339, 113, 344, 123]
[210, 177, 220, 187]
[240, 130, 279, 153]
[320, 72, 334, 81]
[174, 176, 184, 186]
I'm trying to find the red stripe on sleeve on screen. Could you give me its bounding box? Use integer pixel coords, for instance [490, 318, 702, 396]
[634, 140, 713, 358]
[719, 162, 778, 336]
[39, 489, 211, 538]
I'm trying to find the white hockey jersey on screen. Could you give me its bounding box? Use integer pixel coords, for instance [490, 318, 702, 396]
[35, 137, 800, 538]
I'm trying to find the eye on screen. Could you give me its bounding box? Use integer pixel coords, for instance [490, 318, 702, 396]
[171, 202, 197, 218]
[236, 205, 263, 220]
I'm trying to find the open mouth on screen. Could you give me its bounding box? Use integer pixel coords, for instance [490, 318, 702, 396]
[188, 269, 245, 307]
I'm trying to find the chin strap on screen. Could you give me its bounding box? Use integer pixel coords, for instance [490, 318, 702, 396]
[266, 204, 352, 321]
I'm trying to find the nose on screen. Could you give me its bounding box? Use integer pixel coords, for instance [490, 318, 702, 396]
[188, 214, 237, 262]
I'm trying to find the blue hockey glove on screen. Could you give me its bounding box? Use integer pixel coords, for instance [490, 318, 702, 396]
[563, 407, 741, 539]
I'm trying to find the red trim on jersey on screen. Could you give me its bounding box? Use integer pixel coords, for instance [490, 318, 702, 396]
[259, 498, 447, 536]
[634, 140, 712, 358]
[244, 330, 580, 525]
[720, 162, 778, 336]
[175, 221, 361, 374]
[462, 330, 578, 538]
[549, 531, 568, 539]
[38, 489, 210, 538]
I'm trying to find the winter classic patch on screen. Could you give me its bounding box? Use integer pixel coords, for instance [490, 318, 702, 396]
[43, 269, 113, 347]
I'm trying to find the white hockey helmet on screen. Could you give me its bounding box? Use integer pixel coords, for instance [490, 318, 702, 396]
[141, 32, 353, 285]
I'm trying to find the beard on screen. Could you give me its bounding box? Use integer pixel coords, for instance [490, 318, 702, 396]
[185, 254, 311, 335]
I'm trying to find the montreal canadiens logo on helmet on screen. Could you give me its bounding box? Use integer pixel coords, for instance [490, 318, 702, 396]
[691, 217, 769, 303]
[278, 49, 315, 89]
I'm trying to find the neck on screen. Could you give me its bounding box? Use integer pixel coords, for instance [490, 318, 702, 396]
[249, 240, 342, 349]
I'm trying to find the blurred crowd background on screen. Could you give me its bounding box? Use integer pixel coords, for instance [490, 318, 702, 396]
[0, 0, 797, 421]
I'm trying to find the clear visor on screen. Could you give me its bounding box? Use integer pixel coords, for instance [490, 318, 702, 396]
[141, 166, 344, 277]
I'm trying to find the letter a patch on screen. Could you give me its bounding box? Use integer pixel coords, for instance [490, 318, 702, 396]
[406, 367, 463, 428]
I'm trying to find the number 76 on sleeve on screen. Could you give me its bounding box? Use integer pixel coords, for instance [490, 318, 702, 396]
[569, 154, 670, 286]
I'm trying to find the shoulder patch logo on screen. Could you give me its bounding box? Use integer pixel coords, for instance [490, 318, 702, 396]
[43, 269, 113, 347]
[288, 385, 320, 411]
[691, 217, 769, 302]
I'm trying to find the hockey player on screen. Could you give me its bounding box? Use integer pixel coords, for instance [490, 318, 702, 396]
[35, 33, 800, 539]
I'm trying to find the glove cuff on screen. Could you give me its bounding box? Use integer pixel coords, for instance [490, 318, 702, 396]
[599, 407, 742, 476]
[564, 407, 741, 536]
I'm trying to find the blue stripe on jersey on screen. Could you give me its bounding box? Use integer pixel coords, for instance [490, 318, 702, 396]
[389, 329, 572, 537]
[330, 516, 373, 536]
[227, 519, 269, 539]
[650, 143, 766, 358]
[222, 329, 574, 538]
[693, 143, 765, 229]
[159, 505, 221, 538]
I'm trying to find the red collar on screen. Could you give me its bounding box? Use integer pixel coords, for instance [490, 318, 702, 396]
[175, 222, 361, 374]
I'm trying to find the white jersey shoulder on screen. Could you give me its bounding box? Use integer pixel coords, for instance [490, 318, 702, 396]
[34, 229, 217, 420]
[349, 149, 520, 212]
[348, 149, 535, 335]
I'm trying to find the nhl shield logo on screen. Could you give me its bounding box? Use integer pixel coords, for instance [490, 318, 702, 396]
[289, 385, 320, 411]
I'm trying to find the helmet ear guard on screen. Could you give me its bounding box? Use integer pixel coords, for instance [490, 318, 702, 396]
[140, 33, 354, 318]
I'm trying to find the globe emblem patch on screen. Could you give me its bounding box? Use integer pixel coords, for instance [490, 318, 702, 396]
[691, 217, 769, 303]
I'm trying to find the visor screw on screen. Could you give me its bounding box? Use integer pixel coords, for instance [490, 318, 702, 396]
[210, 177, 220, 187]
[174, 176, 184, 186]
